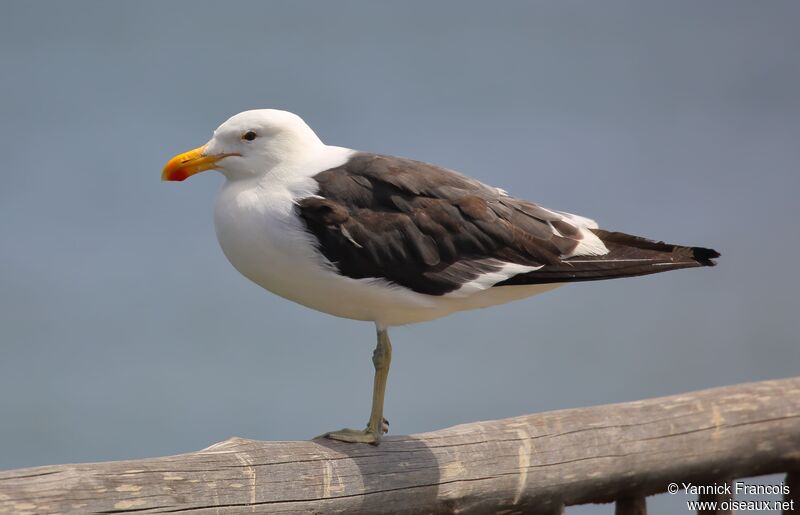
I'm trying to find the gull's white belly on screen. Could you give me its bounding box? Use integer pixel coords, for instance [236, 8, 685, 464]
[213, 180, 559, 327]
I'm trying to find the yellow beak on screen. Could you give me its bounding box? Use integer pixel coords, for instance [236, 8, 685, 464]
[162, 145, 235, 181]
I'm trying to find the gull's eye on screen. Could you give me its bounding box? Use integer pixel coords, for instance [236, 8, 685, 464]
[242, 131, 257, 141]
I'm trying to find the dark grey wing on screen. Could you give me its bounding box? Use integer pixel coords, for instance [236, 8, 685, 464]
[296, 153, 718, 296]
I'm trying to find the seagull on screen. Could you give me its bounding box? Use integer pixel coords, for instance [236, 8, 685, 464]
[162, 109, 719, 444]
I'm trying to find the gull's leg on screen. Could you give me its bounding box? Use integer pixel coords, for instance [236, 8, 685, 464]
[320, 327, 392, 445]
[367, 328, 392, 436]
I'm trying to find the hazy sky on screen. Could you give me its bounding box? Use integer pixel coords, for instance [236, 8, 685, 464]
[1, 2, 798, 513]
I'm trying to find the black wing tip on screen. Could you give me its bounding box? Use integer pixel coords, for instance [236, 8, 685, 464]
[691, 246, 721, 266]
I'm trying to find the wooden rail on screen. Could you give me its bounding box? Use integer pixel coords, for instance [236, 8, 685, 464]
[1, 377, 799, 514]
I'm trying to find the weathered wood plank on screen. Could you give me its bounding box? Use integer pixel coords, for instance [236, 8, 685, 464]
[1, 377, 799, 514]
[615, 496, 647, 515]
[785, 471, 799, 515]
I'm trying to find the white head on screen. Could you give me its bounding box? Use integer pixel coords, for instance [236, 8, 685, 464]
[162, 109, 324, 182]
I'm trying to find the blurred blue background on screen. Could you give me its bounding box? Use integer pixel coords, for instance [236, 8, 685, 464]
[1, 1, 798, 513]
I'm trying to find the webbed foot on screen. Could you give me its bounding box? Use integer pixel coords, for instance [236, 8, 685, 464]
[317, 417, 389, 445]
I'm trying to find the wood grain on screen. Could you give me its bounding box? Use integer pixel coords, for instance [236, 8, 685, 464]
[1, 377, 799, 514]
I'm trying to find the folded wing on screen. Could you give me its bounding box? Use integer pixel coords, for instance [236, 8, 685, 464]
[296, 153, 718, 296]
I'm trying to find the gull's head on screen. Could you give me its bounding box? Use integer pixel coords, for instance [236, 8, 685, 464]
[162, 109, 323, 182]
